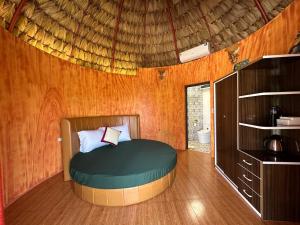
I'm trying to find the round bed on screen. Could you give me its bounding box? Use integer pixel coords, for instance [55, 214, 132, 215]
[60, 115, 177, 206]
[70, 139, 176, 189]
[69, 139, 176, 206]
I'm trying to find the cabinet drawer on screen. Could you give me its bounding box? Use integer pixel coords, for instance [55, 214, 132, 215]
[237, 151, 260, 177]
[237, 164, 261, 195]
[237, 178, 260, 212]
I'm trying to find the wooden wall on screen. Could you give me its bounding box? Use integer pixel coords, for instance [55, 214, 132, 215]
[0, 0, 299, 207]
[0, 173, 4, 225]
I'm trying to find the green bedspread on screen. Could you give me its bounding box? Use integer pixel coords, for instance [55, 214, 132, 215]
[70, 139, 177, 189]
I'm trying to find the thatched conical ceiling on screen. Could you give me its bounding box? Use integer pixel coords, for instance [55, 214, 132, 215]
[0, 0, 293, 75]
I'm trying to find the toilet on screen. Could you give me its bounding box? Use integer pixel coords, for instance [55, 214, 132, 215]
[197, 129, 210, 144]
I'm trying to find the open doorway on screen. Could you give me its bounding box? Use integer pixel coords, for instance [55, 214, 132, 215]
[185, 83, 211, 153]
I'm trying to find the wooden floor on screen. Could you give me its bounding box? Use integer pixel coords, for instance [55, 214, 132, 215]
[5, 151, 299, 225]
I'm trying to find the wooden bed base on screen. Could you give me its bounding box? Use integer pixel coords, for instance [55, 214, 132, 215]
[61, 115, 176, 206]
[73, 168, 176, 206]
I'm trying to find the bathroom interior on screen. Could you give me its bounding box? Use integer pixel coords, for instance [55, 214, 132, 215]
[186, 83, 211, 153]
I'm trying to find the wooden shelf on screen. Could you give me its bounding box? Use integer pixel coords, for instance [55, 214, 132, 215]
[262, 54, 300, 59]
[239, 91, 300, 99]
[239, 123, 300, 130]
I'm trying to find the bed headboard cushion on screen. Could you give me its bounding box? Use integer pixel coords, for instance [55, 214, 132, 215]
[61, 115, 140, 181]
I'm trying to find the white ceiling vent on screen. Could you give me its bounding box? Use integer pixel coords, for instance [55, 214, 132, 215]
[179, 43, 211, 63]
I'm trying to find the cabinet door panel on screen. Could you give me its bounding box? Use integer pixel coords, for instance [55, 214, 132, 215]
[263, 165, 300, 221]
[215, 74, 237, 184]
[225, 75, 237, 183]
[216, 79, 225, 170]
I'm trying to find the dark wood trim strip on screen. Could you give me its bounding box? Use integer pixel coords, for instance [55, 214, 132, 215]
[197, 1, 216, 48]
[111, 0, 125, 70]
[253, 0, 270, 24]
[166, 0, 180, 64]
[8, 0, 28, 32]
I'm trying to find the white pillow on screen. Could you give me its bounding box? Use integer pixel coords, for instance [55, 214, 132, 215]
[101, 127, 121, 146]
[110, 125, 132, 142]
[78, 128, 108, 153]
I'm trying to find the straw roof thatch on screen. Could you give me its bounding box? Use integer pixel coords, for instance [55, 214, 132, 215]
[0, 0, 292, 75]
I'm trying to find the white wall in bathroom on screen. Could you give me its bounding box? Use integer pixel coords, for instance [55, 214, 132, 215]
[187, 86, 203, 141]
[202, 88, 210, 130]
[187, 85, 210, 141]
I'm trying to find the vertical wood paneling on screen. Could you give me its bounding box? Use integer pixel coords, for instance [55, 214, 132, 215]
[0, 172, 4, 225]
[0, 1, 299, 207]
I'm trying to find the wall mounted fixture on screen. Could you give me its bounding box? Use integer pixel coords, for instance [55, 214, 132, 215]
[158, 69, 167, 80]
[226, 43, 240, 64]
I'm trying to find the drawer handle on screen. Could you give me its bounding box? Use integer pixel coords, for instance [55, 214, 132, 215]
[243, 174, 252, 182]
[242, 159, 252, 166]
[243, 189, 253, 198]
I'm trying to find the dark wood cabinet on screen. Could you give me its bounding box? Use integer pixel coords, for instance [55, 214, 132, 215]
[237, 55, 300, 222]
[263, 165, 300, 221]
[215, 73, 237, 184]
[215, 54, 300, 222]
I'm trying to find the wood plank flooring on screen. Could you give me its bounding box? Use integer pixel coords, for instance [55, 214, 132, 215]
[5, 151, 299, 225]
